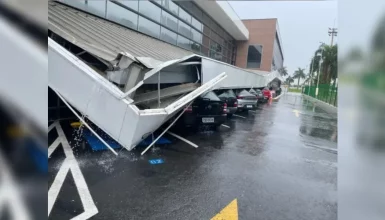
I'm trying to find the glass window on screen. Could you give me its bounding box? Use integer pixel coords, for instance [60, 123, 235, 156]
[191, 28, 202, 44]
[177, 1, 193, 11]
[138, 0, 161, 22]
[107, 1, 138, 30]
[191, 17, 202, 32]
[177, 35, 190, 50]
[202, 13, 211, 27]
[191, 4, 203, 21]
[178, 21, 191, 38]
[162, 0, 178, 15]
[138, 16, 160, 38]
[161, 10, 178, 32]
[201, 91, 221, 101]
[211, 31, 218, 42]
[84, 0, 106, 18]
[247, 45, 263, 68]
[201, 46, 209, 56]
[119, 0, 138, 11]
[203, 25, 210, 36]
[160, 27, 177, 45]
[209, 50, 222, 60]
[191, 42, 201, 53]
[59, 0, 86, 11]
[210, 40, 222, 55]
[178, 7, 191, 24]
[202, 35, 209, 47]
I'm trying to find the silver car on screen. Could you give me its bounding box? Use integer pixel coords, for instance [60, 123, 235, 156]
[235, 90, 258, 111]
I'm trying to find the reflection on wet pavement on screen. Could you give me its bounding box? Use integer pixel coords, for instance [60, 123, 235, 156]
[49, 93, 337, 220]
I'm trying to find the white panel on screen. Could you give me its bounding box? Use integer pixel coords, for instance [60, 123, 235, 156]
[118, 105, 140, 150]
[201, 58, 266, 89]
[86, 87, 129, 141]
[0, 17, 47, 132]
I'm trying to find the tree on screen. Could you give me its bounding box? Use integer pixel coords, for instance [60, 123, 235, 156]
[278, 67, 288, 77]
[293, 68, 306, 87]
[309, 43, 337, 84]
[285, 76, 294, 86]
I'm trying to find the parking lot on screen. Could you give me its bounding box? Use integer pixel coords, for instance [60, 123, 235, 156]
[48, 93, 337, 220]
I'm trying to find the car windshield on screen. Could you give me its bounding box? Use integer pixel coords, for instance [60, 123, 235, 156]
[200, 91, 221, 101]
[216, 89, 236, 98]
[255, 89, 262, 94]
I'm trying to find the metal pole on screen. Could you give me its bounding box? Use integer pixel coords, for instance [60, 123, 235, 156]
[308, 58, 314, 96]
[141, 101, 193, 155]
[316, 46, 324, 98]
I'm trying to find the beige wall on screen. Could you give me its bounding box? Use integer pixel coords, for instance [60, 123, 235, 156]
[235, 19, 277, 72]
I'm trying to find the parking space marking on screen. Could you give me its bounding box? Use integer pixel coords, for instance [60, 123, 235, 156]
[211, 199, 238, 220]
[48, 138, 61, 158]
[167, 131, 198, 148]
[233, 114, 247, 119]
[248, 110, 256, 113]
[48, 122, 98, 219]
[0, 150, 31, 220]
[221, 124, 230, 128]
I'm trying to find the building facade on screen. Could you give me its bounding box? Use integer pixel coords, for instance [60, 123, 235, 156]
[235, 19, 284, 72]
[57, 0, 249, 65]
[55, 0, 283, 72]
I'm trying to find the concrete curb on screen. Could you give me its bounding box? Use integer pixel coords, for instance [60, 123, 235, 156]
[302, 94, 337, 115]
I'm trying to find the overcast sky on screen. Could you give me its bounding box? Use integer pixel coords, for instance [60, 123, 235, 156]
[229, 1, 338, 76]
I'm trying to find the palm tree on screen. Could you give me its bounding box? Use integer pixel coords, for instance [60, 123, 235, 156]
[285, 76, 294, 86]
[293, 68, 306, 88]
[309, 43, 337, 84]
[278, 67, 288, 77]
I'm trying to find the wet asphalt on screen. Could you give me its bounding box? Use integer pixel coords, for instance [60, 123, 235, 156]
[48, 92, 337, 220]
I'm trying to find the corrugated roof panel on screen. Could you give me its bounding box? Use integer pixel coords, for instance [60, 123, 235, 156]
[48, 1, 193, 62]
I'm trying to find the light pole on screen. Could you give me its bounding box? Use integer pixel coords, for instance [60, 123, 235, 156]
[307, 58, 314, 96]
[316, 42, 324, 98]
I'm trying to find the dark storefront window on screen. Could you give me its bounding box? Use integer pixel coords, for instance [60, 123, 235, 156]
[59, 0, 236, 65]
[247, 45, 263, 68]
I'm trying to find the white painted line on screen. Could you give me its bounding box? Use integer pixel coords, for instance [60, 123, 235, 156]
[48, 138, 61, 158]
[167, 131, 198, 148]
[48, 122, 99, 219]
[48, 121, 57, 132]
[248, 110, 256, 113]
[233, 114, 247, 119]
[221, 124, 230, 128]
[0, 149, 31, 220]
[48, 158, 70, 216]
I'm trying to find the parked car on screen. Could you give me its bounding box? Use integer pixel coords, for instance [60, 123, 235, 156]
[249, 88, 264, 102]
[235, 89, 258, 111]
[179, 91, 227, 130]
[262, 87, 272, 101]
[213, 89, 238, 117]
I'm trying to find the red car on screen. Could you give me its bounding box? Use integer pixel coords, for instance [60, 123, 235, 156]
[262, 88, 272, 102]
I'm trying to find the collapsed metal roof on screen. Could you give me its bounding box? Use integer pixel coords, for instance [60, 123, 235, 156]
[48, 1, 193, 63]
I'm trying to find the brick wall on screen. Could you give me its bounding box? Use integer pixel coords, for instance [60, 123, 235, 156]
[235, 19, 277, 72]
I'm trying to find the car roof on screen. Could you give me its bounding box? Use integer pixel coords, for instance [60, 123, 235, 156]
[238, 90, 254, 96]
